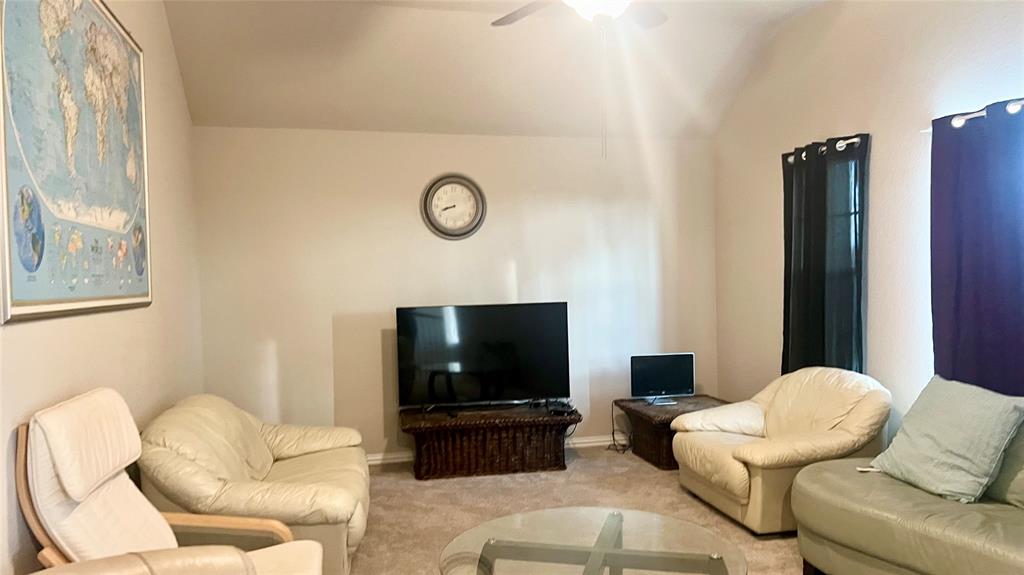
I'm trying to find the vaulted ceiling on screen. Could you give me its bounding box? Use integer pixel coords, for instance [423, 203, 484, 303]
[165, 0, 812, 137]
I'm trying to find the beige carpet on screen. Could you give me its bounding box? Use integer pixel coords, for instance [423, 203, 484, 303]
[350, 446, 801, 574]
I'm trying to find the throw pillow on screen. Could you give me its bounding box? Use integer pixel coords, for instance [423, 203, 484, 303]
[986, 422, 1024, 508]
[871, 375, 1024, 503]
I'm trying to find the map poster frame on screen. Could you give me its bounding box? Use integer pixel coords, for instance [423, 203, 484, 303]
[0, 0, 152, 323]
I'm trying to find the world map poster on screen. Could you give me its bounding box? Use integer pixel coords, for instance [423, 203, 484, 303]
[1, 0, 150, 321]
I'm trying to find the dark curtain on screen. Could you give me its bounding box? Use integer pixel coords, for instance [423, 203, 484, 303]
[932, 99, 1024, 396]
[782, 134, 870, 374]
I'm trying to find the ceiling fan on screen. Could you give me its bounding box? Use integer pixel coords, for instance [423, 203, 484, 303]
[492, 0, 668, 28]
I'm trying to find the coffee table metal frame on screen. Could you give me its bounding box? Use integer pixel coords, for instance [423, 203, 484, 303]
[474, 511, 729, 575]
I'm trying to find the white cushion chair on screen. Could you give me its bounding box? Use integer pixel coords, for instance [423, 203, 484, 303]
[671, 366, 891, 534]
[138, 395, 370, 575]
[15, 388, 321, 575]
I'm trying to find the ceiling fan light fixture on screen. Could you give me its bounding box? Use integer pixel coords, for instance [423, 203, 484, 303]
[562, 0, 633, 22]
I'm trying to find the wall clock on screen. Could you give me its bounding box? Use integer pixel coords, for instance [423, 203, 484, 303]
[421, 174, 486, 240]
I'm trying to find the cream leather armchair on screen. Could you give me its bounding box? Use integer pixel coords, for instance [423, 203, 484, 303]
[15, 389, 321, 575]
[139, 395, 370, 575]
[671, 367, 891, 534]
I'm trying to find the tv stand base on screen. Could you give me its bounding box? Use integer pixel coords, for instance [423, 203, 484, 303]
[400, 405, 582, 480]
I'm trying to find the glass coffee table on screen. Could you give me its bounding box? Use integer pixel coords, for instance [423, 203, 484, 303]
[439, 507, 746, 575]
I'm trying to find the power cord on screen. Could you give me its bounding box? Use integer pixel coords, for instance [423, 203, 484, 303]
[607, 402, 631, 453]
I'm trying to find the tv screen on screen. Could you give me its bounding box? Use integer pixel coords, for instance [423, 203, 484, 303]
[630, 353, 695, 398]
[397, 302, 569, 407]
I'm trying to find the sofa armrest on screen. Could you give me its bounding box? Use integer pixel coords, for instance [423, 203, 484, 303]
[31, 546, 255, 575]
[260, 423, 362, 460]
[203, 480, 360, 526]
[670, 401, 765, 436]
[732, 430, 867, 469]
[162, 512, 293, 543]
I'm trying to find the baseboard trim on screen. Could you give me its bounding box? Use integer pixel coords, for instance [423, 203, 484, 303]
[366, 434, 613, 466]
[565, 434, 613, 449]
[366, 451, 414, 466]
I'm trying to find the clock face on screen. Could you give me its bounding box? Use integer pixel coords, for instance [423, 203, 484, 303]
[431, 183, 478, 231]
[422, 175, 486, 240]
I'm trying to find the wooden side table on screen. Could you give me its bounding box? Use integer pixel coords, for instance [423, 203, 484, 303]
[613, 396, 728, 470]
[400, 406, 582, 480]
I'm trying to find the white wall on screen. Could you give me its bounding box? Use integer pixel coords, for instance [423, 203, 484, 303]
[714, 1, 1024, 424]
[193, 128, 718, 454]
[0, 2, 204, 574]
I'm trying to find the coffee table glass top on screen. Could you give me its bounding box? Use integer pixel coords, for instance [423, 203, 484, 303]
[439, 506, 747, 575]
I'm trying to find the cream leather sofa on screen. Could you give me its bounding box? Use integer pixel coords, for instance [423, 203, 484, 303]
[139, 395, 370, 575]
[16, 389, 320, 575]
[671, 367, 891, 533]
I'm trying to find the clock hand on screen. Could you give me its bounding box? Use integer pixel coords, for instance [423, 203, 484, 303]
[441, 204, 457, 212]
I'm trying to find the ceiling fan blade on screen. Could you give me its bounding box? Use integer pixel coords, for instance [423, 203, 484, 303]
[626, 2, 668, 29]
[491, 1, 551, 26]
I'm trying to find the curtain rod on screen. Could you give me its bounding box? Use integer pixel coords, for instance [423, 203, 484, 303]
[943, 98, 1023, 130]
[784, 137, 862, 164]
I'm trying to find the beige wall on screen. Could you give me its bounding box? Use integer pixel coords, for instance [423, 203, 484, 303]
[0, 2, 204, 574]
[10, 1, 1016, 569]
[193, 128, 718, 454]
[714, 1, 1024, 424]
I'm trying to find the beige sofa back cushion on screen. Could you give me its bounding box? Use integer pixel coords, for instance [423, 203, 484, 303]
[987, 424, 1024, 508]
[142, 395, 273, 482]
[761, 367, 889, 438]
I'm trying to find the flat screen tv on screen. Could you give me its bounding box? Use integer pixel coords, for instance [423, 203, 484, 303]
[630, 353, 695, 399]
[397, 302, 569, 407]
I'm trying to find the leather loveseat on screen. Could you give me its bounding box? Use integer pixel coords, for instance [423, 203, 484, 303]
[139, 395, 370, 575]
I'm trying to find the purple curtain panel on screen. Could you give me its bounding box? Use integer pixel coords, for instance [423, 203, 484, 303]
[931, 99, 1024, 396]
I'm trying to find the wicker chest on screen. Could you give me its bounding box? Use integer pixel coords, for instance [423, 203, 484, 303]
[613, 396, 728, 470]
[399, 406, 583, 480]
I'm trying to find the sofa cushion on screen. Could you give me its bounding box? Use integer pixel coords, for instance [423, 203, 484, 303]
[872, 375, 1024, 503]
[264, 447, 370, 549]
[260, 424, 362, 460]
[987, 423, 1024, 508]
[793, 458, 1024, 575]
[672, 431, 764, 502]
[265, 447, 370, 483]
[763, 367, 886, 437]
[142, 395, 274, 482]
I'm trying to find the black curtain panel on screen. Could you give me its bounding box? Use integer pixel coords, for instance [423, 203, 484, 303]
[782, 134, 870, 374]
[931, 99, 1024, 396]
